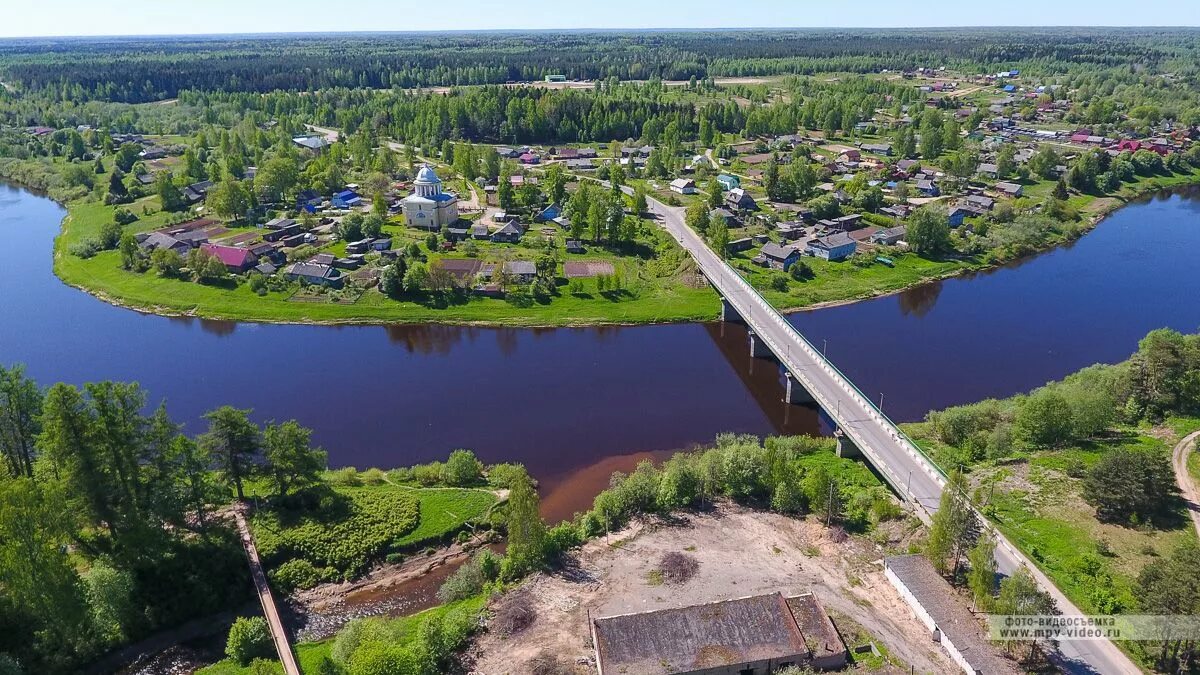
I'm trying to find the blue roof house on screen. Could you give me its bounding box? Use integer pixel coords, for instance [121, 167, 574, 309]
[535, 203, 562, 222]
[332, 189, 362, 209]
[948, 207, 970, 228]
[717, 174, 741, 191]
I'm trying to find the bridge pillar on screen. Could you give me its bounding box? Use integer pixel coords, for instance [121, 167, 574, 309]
[748, 330, 773, 359]
[835, 429, 861, 459]
[719, 296, 743, 323]
[784, 372, 814, 404]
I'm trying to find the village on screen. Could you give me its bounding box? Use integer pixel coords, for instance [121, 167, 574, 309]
[52, 63, 1193, 323]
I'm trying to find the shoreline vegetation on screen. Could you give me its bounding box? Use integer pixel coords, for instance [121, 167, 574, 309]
[0, 167, 1193, 327]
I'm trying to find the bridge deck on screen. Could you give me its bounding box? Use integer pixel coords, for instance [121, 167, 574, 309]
[643, 195, 1137, 675]
[234, 507, 301, 675]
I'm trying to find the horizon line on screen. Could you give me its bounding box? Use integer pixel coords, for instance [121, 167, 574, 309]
[2, 24, 1199, 40]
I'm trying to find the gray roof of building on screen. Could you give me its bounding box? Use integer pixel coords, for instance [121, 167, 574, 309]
[886, 556, 1019, 674]
[593, 592, 810, 675]
[761, 242, 796, 260]
[813, 231, 856, 248]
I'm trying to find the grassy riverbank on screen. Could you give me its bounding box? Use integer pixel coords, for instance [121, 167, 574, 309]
[9, 156, 1200, 327]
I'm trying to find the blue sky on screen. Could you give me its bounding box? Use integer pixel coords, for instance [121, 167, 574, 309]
[3, 0, 1198, 37]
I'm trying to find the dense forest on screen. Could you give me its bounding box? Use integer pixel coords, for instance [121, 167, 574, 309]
[3, 28, 1200, 103]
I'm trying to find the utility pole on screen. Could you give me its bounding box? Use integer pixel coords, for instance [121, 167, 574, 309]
[879, 392, 885, 411]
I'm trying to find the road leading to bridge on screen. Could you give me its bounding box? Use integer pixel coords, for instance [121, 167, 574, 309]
[642, 194, 1138, 675]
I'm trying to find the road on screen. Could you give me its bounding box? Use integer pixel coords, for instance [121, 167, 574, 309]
[641, 194, 1140, 675]
[1172, 430, 1200, 538]
[233, 507, 301, 675]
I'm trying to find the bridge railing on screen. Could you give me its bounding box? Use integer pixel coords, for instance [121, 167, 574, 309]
[691, 234, 950, 493]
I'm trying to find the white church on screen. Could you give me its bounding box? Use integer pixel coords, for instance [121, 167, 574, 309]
[402, 164, 459, 230]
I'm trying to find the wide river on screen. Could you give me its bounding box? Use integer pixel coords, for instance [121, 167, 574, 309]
[3, 183, 1199, 518]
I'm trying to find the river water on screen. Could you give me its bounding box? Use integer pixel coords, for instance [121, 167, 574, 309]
[3, 183, 1200, 521]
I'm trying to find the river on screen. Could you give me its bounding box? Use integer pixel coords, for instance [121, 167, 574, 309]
[3, 183, 1200, 522]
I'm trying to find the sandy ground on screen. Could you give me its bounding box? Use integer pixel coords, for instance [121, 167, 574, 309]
[466, 505, 958, 674]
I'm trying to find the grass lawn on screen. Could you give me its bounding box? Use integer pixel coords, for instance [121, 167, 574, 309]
[249, 482, 497, 583]
[196, 594, 487, 675]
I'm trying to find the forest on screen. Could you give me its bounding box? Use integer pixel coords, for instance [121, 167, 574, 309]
[2, 28, 1200, 103]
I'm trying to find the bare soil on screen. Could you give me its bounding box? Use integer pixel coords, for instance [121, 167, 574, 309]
[466, 504, 958, 674]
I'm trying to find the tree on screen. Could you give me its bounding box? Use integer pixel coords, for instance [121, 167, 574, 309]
[403, 262, 430, 293]
[106, 167, 128, 203]
[1137, 542, 1200, 672]
[905, 206, 951, 257]
[802, 464, 841, 525]
[1013, 389, 1073, 447]
[380, 259, 407, 297]
[199, 406, 260, 501]
[225, 617, 272, 666]
[967, 531, 997, 610]
[709, 219, 730, 259]
[0, 364, 42, 478]
[442, 449, 483, 486]
[113, 143, 141, 173]
[150, 248, 183, 277]
[504, 469, 547, 578]
[1052, 177, 1069, 201]
[894, 126, 916, 159]
[994, 567, 1057, 659]
[544, 163, 567, 205]
[118, 233, 140, 270]
[706, 180, 723, 209]
[632, 187, 648, 215]
[1083, 446, 1177, 525]
[685, 200, 711, 236]
[263, 420, 325, 497]
[255, 156, 300, 204]
[497, 170, 515, 210]
[155, 174, 185, 212]
[206, 178, 251, 221]
[926, 472, 977, 579]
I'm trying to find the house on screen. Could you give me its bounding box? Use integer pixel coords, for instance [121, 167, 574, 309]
[433, 258, 483, 285]
[994, 181, 1024, 197]
[710, 208, 739, 228]
[446, 225, 470, 241]
[976, 163, 999, 179]
[283, 261, 341, 287]
[200, 243, 257, 273]
[880, 204, 912, 219]
[518, 152, 540, 165]
[759, 242, 800, 271]
[495, 147, 519, 159]
[491, 220, 523, 243]
[262, 224, 300, 242]
[470, 223, 490, 240]
[345, 239, 373, 255]
[139, 232, 190, 257]
[871, 226, 906, 245]
[264, 217, 297, 230]
[886, 556, 1020, 675]
[535, 203, 562, 222]
[292, 135, 330, 153]
[896, 159, 919, 174]
[915, 180, 940, 197]
[248, 242, 283, 264]
[807, 232, 857, 261]
[254, 261, 277, 276]
[830, 214, 863, 231]
[566, 158, 596, 171]
[669, 178, 698, 195]
[725, 188, 758, 211]
[591, 592, 847, 675]
[503, 260, 537, 283]
[296, 189, 323, 211]
[948, 207, 971, 228]
[861, 143, 892, 156]
[565, 239, 585, 254]
[716, 174, 740, 191]
[963, 195, 995, 211]
[728, 237, 754, 254]
[332, 189, 362, 209]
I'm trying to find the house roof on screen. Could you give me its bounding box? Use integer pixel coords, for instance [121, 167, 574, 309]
[812, 232, 856, 249]
[201, 243, 256, 268]
[761, 242, 797, 261]
[592, 592, 810, 675]
[504, 260, 536, 276]
[285, 261, 338, 280]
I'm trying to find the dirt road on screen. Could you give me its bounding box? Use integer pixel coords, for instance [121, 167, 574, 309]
[1172, 430, 1200, 537]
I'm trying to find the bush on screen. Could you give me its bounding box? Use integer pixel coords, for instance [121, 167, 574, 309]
[327, 467, 361, 487]
[436, 551, 497, 603]
[442, 449, 484, 486]
[225, 617, 273, 666]
[412, 462, 443, 486]
[112, 208, 138, 226]
[69, 237, 102, 258]
[658, 552, 699, 585]
[486, 463, 529, 488]
[269, 558, 326, 593]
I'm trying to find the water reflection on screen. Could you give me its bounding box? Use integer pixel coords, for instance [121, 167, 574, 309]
[896, 280, 943, 318]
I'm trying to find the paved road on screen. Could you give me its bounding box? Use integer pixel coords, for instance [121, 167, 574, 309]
[642, 194, 1139, 675]
[234, 508, 301, 675]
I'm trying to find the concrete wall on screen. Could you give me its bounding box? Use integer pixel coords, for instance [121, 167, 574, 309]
[884, 566, 979, 675]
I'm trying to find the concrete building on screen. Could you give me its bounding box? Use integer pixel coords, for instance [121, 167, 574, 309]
[885, 555, 1020, 675]
[592, 591, 847, 675]
[402, 164, 459, 230]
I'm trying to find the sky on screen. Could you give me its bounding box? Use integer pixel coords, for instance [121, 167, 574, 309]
[2, 0, 1199, 38]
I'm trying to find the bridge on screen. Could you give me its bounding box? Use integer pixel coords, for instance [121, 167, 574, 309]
[643, 196, 1137, 675]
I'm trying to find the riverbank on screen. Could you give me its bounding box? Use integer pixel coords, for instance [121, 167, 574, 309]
[10, 163, 1198, 327]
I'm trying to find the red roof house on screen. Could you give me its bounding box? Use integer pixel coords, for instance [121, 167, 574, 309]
[201, 243, 257, 273]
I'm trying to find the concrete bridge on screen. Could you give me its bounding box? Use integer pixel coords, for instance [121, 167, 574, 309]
[643, 195, 1137, 675]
